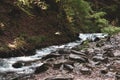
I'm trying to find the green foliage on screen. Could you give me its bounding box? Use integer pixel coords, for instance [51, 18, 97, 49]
[89, 12, 106, 19]
[63, 0, 91, 20]
[86, 11, 109, 32]
[101, 26, 120, 35]
[89, 12, 108, 26]
[60, 0, 93, 33]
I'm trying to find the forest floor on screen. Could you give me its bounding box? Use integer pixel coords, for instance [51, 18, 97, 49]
[0, 0, 76, 58]
[12, 33, 120, 80]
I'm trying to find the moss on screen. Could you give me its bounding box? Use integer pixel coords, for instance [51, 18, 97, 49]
[27, 36, 46, 45]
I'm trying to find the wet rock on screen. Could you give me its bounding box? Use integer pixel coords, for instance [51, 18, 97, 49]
[45, 76, 73, 80]
[34, 64, 48, 74]
[94, 37, 100, 42]
[58, 49, 70, 54]
[42, 52, 61, 60]
[69, 54, 88, 63]
[12, 62, 24, 68]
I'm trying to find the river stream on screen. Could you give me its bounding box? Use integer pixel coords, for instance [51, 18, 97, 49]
[0, 33, 108, 75]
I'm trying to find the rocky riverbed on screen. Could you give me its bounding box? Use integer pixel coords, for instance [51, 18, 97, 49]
[0, 33, 120, 80]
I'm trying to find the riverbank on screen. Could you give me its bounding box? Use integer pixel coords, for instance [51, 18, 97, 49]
[0, 33, 119, 80]
[15, 33, 120, 80]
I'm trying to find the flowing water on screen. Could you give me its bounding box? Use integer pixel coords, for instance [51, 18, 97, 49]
[0, 33, 108, 74]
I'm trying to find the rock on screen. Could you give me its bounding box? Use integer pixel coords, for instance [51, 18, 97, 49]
[71, 50, 86, 56]
[96, 41, 104, 47]
[34, 63, 48, 74]
[105, 72, 116, 78]
[80, 67, 91, 75]
[12, 62, 24, 68]
[69, 54, 87, 63]
[84, 48, 94, 57]
[42, 52, 61, 60]
[94, 48, 102, 54]
[116, 72, 120, 80]
[45, 76, 73, 80]
[92, 54, 104, 62]
[113, 50, 120, 57]
[53, 60, 69, 69]
[104, 50, 114, 57]
[100, 68, 108, 74]
[94, 37, 100, 42]
[103, 45, 114, 51]
[58, 49, 70, 54]
[86, 48, 94, 54]
[89, 60, 101, 66]
[64, 64, 74, 71]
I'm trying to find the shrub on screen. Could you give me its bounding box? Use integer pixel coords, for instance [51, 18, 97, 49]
[101, 25, 120, 35]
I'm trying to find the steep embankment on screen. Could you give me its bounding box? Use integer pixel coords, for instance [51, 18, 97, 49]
[0, 0, 77, 57]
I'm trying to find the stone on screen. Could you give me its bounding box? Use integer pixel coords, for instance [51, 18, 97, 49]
[103, 45, 114, 51]
[94, 48, 102, 54]
[104, 50, 114, 57]
[58, 49, 70, 54]
[71, 50, 86, 56]
[69, 54, 87, 63]
[94, 37, 100, 42]
[45, 76, 73, 80]
[100, 68, 108, 74]
[42, 52, 61, 60]
[53, 60, 68, 69]
[64, 64, 74, 71]
[80, 67, 91, 75]
[116, 72, 120, 80]
[34, 64, 48, 74]
[92, 54, 104, 62]
[12, 62, 24, 68]
[113, 50, 120, 57]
